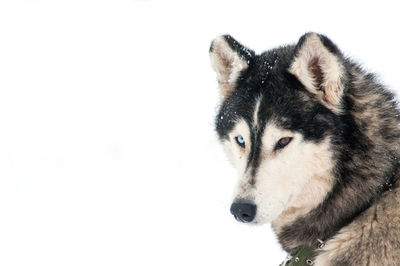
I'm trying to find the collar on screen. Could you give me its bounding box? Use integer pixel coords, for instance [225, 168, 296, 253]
[280, 239, 325, 266]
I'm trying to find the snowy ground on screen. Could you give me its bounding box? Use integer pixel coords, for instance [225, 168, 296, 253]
[1, 1, 400, 265]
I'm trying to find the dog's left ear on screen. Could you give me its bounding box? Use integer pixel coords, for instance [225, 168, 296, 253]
[289, 33, 346, 114]
[210, 35, 255, 98]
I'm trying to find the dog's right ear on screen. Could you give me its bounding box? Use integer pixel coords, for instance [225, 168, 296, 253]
[209, 35, 254, 98]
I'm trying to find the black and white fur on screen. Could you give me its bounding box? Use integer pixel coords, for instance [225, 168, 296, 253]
[210, 33, 400, 265]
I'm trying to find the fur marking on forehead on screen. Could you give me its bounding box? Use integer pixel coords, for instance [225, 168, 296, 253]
[252, 98, 262, 129]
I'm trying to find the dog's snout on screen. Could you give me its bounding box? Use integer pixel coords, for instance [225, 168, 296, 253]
[230, 202, 256, 223]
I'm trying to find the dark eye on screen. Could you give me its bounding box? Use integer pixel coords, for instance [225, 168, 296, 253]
[235, 135, 245, 148]
[275, 137, 292, 150]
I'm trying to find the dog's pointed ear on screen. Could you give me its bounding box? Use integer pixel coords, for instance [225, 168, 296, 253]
[210, 35, 254, 98]
[289, 33, 346, 114]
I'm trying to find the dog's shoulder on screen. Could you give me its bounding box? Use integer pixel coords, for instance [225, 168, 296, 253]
[315, 176, 400, 266]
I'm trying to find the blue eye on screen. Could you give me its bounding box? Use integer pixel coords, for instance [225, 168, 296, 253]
[235, 136, 245, 148]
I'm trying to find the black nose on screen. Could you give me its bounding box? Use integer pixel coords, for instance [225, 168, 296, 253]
[230, 202, 256, 223]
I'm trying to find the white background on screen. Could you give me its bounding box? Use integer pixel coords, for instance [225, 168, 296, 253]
[1, 0, 400, 265]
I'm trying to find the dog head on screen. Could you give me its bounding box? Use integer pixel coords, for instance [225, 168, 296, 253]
[210, 33, 346, 226]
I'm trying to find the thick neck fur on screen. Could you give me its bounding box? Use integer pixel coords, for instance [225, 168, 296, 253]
[274, 64, 400, 253]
